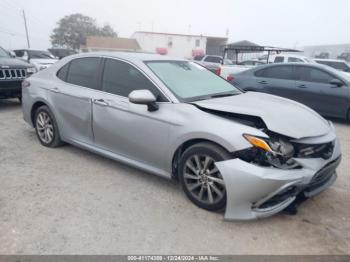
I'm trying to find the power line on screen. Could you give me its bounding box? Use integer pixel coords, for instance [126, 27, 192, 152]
[1, 0, 52, 30]
[0, 25, 48, 42]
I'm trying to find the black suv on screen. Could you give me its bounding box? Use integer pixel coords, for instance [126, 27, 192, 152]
[0, 46, 35, 100]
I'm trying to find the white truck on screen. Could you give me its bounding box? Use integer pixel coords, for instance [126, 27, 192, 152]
[217, 53, 314, 80]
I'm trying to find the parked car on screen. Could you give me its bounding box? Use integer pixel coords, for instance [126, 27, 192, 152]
[48, 48, 77, 60]
[337, 52, 350, 62]
[0, 46, 36, 101]
[231, 63, 350, 120]
[258, 54, 269, 61]
[13, 49, 58, 71]
[217, 62, 254, 80]
[315, 52, 330, 59]
[22, 53, 341, 220]
[268, 54, 314, 63]
[314, 59, 350, 72]
[238, 60, 266, 66]
[193, 55, 223, 67]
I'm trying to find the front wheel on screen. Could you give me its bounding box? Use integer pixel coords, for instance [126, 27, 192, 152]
[178, 142, 230, 211]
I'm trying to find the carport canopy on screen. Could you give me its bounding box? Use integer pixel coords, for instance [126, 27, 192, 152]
[223, 40, 301, 64]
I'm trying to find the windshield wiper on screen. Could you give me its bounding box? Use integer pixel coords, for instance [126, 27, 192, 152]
[210, 93, 238, 99]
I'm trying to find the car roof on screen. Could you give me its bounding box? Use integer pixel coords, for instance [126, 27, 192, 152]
[245, 62, 334, 73]
[270, 53, 308, 58]
[70, 51, 187, 63]
[235, 62, 350, 80]
[314, 58, 348, 63]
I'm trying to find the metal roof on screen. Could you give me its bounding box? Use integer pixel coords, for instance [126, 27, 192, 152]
[133, 31, 228, 40]
[224, 40, 300, 53]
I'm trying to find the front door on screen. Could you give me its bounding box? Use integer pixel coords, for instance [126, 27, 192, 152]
[294, 66, 350, 117]
[92, 58, 171, 169]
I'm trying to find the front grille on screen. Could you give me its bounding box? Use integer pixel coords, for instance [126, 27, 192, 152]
[293, 142, 334, 160]
[0, 68, 27, 80]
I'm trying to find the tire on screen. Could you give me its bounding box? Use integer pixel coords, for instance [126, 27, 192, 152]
[34, 105, 64, 148]
[178, 142, 231, 211]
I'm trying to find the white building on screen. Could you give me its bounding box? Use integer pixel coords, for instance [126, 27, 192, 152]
[131, 31, 228, 59]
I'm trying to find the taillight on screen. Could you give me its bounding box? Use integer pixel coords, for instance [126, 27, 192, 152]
[22, 80, 30, 88]
[215, 67, 221, 76]
[227, 75, 234, 82]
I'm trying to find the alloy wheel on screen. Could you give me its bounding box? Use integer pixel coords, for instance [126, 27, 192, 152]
[183, 154, 226, 205]
[36, 111, 54, 144]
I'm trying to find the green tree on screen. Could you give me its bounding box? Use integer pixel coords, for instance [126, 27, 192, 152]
[50, 14, 117, 50]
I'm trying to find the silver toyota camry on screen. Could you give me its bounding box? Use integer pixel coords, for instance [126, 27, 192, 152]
[22, 52, 342, 220]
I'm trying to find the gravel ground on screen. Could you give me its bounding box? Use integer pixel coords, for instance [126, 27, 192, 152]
[0, 99, 349, 255]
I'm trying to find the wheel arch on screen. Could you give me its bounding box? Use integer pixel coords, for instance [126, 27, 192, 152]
[347, 106, 350, 121]
[171, 138, 233, 179]
[30, 100, 50, 126]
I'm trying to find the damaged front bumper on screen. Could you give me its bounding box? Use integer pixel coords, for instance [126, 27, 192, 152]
[216, 133, 342, 221]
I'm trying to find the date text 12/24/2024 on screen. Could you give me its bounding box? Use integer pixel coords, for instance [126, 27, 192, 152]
[127, 256, 219, 261]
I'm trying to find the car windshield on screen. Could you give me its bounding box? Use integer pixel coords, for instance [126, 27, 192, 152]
[29, 50, 55, 59]
[0, 47, 10, 58]
[146, 61, 241, 102]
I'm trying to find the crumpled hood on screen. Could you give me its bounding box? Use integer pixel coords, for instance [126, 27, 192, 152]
[193, 92, 330, 139]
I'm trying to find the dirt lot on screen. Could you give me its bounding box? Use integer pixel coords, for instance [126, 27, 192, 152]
[0, 99, 349, 255]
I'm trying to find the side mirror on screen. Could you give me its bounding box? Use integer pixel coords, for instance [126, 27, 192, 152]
[9, 51, 16, 58]
[129, 90, 159, 112]
[329, 79, 343, 87]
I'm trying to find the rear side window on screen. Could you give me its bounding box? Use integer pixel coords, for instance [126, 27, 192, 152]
[288, 57, 304, 63]
[193, 55, 204, 61]
[316, 61, 347, 71]
[274, 56, 284, 63]
[239, 61, 254, 66]
[57, 63, 70, 81]
[296, 66, 334, 83]
[102, 59, 167, 101]
[14, 50, 24, 57]
[204, 56, 222, 63]
[256, 66, 294, 80]
[66, 57, 101, 89]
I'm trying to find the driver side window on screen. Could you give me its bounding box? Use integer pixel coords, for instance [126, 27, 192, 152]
[102, 59, 167, 102]
[296, 66, 334, 84]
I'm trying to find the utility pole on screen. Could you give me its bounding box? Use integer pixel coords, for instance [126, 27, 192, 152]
[22, 9, 30, 48]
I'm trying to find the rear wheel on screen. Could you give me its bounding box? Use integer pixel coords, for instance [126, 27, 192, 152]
[34, 106, 64, 147]
[178, 142, 230, 211]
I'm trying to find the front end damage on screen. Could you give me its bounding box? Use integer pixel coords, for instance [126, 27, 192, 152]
[216, 123, 341, 221]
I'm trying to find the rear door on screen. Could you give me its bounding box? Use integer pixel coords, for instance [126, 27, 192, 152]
[53, 57, 102, 144]
[253, 65, 297, 100]
[294, 65, 350, 117]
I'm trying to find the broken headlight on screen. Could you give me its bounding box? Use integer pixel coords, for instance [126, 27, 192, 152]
[241, 134, 299, 169]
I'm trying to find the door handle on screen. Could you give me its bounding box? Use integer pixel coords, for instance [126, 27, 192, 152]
[94, 99, 109, 107]
[298, 84, 307, 88]
[52, 87, 61, 93]
[258, 80, 267, 84]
